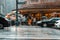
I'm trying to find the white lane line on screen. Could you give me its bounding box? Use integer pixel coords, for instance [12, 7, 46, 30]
[0, 34, 60, 39]
[0, 36, 60, 39]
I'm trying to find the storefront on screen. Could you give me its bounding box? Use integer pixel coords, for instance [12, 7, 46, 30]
[12, 4, 60, 25]
[19, 8, 60, 20]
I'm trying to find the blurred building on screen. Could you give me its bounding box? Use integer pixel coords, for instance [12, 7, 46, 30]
[0, 0, 5, 15]
[0, 0, 25, 15]
[18, 0, 60, 21]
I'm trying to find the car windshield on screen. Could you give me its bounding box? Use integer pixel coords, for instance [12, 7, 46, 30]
[0, 13, 5, 17]
[53, 19, 60, 21]
[49, 18, 60, 21]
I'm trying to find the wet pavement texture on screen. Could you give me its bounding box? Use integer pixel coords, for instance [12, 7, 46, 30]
[0, 25, 60, 40]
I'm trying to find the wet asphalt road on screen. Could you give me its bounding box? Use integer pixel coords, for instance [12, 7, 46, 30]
[0, 25, 60, 40]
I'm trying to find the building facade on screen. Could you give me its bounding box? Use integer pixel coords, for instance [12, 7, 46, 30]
[0, 0, 24, 15]
[19, 0, 60, 21]
[0, 0, 15, 15]
[0, 0, 5, 15]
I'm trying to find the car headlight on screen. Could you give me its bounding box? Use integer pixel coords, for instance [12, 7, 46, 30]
[37, 21, 42, 24]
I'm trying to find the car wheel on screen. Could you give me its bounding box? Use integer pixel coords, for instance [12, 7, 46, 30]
[0, 24, 3, 29]
[43, 23, 47, 27]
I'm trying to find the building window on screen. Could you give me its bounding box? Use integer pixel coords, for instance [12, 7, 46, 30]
[31, 0, 39, 2]
[48, 0, 56, 2]
[43, 0, 56, 3]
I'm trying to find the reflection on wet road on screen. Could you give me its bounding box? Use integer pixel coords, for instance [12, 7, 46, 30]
[0, 26, 60, 40]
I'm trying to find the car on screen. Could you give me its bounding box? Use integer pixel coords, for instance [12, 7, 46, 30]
[54, 20, 60, 28]
[0, 14, 10, 29]
[36, 17, 60, 27]
[5, 11, 26, 26]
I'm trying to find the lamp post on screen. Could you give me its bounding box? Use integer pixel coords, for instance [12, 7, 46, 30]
[16, 0, 26, 26]
[16, 0, 19, 26]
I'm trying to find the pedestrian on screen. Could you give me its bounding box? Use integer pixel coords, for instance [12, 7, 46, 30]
[27, 18, 32, 26]
[33, 18, 36, 25]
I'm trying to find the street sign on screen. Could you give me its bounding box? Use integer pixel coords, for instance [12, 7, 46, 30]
[18, 1, 26, 4]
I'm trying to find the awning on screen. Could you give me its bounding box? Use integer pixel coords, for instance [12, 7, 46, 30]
[20, 9, 60, 12]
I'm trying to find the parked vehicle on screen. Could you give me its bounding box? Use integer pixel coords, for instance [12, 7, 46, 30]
[54, 20, 60, 28]
[0, 14, 10, 29]
[5, 11, 26, 26]
[36, 17, 60, 27]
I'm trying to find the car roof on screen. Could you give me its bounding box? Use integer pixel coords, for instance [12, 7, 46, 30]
[49, 17, 60, 21]
[50, 17, 60, 19]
